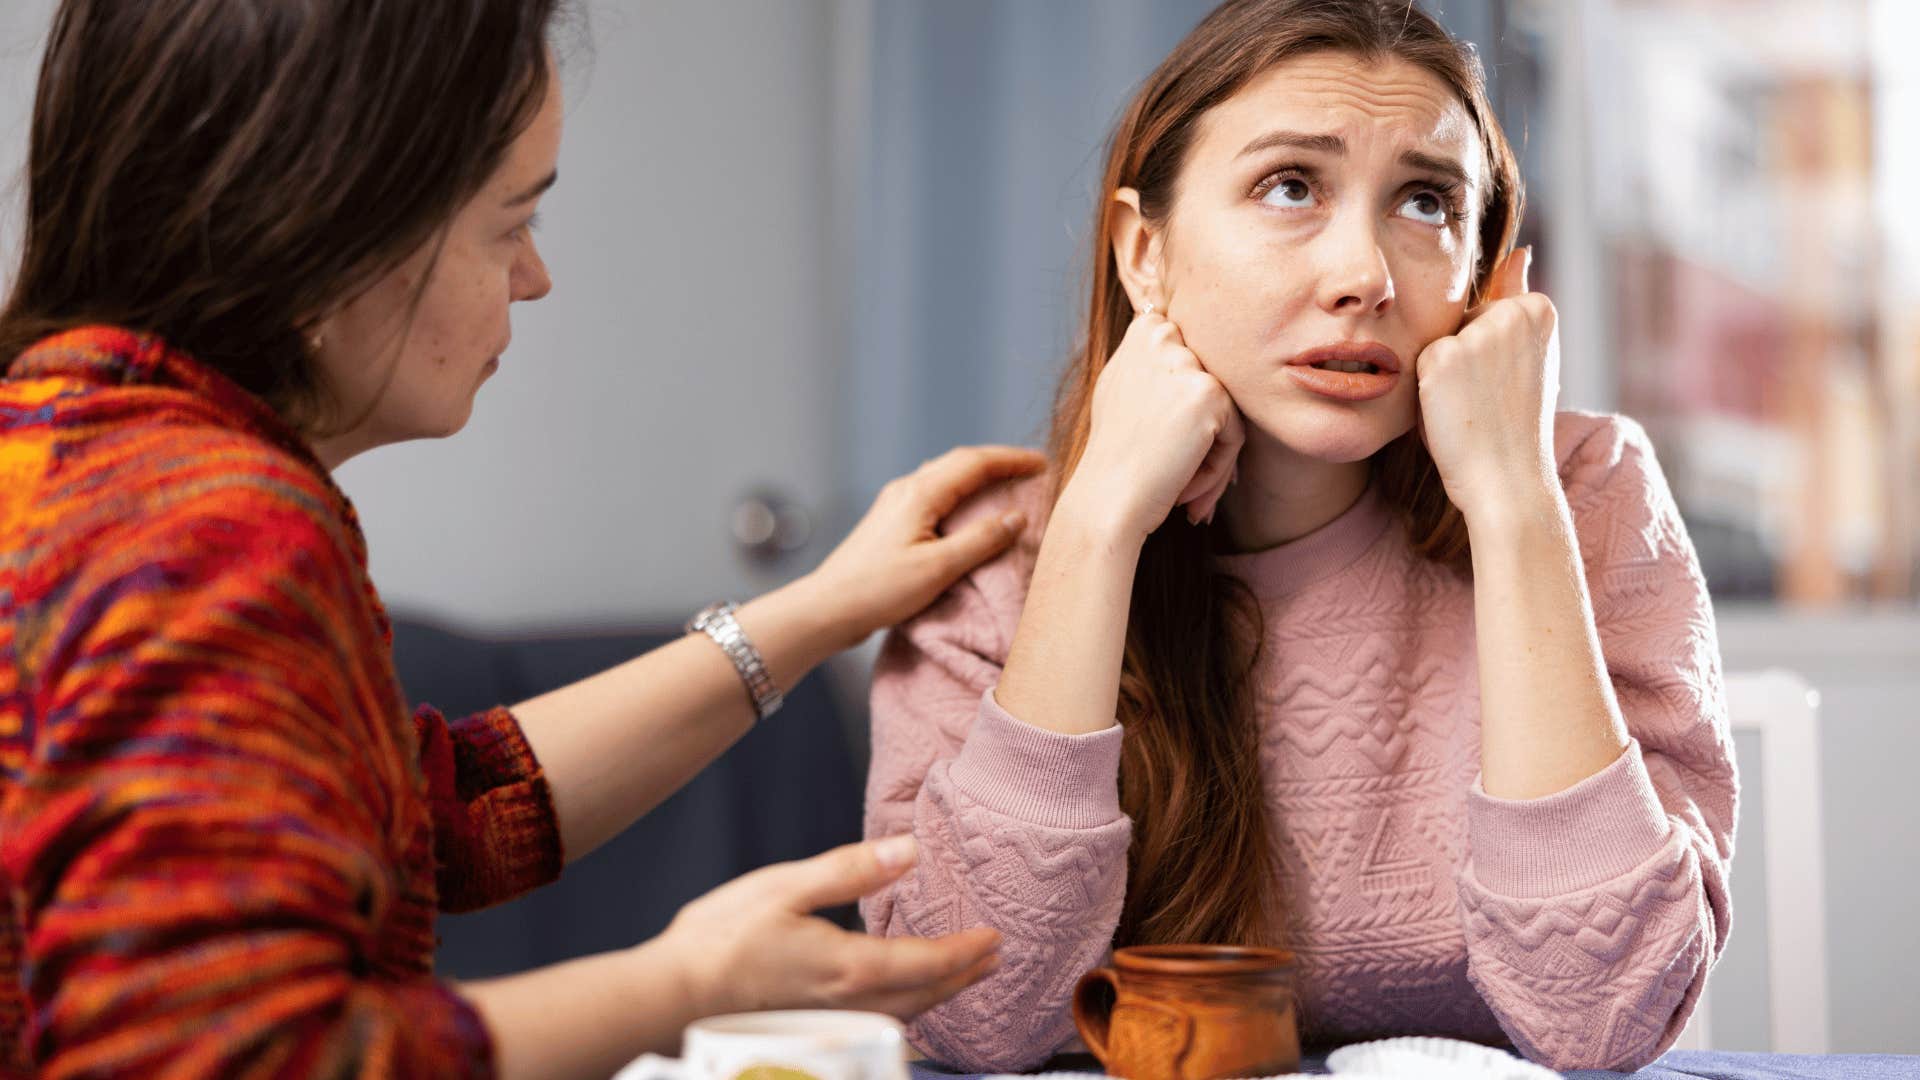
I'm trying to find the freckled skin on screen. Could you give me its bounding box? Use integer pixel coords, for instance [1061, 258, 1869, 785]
[1157, 52, 1486, 465]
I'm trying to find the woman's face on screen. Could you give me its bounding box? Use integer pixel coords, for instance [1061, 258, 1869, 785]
[1127, 51, 1488, 464]
[311, 74, 562, 456]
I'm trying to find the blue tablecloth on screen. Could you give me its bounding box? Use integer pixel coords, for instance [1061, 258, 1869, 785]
[912, 1051, 1920, 1080]
[1564, 1052, 1920, 1079]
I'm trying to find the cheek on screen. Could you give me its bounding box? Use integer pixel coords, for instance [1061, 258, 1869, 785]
[1168, 222, 1314, 357]
[1436, 219, 1482, 303]
[417, 265, 509, 347]
[1391, 237, 1475, 333]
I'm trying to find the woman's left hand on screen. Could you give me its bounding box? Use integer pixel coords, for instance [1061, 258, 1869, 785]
[800, 445, 1047, 649]
[1412, 246, 1562, 522]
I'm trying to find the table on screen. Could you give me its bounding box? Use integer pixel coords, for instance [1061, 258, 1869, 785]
[912, 1050, 1920, 1080]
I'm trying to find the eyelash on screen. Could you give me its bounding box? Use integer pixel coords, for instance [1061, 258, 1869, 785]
[1248, 164, 1466, 224]
[1407, 179, 1465, 223]
[1249, 164, 1316, 202]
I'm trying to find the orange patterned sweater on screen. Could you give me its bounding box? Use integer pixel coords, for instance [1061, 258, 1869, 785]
[0, 327, 564, 1077]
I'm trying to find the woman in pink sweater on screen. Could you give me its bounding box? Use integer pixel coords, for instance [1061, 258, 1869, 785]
[862, 0, 1737, 1072]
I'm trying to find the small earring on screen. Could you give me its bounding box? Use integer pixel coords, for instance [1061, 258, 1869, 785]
[1142, 302, 1157, 318]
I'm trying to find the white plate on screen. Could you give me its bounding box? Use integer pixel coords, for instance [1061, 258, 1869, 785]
[1326, 1037, 1559, 1080]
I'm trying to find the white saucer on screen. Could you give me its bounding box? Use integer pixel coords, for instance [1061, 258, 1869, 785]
[1326, 1037, 1559, 1080]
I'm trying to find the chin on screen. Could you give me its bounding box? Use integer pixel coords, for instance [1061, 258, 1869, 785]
[1259, 402, 1412, 464]
[411, 403, 475, 441]
[434, 410, 474, 439]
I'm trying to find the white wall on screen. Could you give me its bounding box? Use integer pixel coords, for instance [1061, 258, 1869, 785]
[0, 1, 53, 269]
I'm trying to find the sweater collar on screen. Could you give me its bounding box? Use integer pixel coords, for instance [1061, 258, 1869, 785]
[1215, 481, 1397, 601]
[10, 325, 325, 469]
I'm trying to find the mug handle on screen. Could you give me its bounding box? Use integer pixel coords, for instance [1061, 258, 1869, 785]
[612, 1054, 686, 1080]
[1072, 967, 1120, 1065]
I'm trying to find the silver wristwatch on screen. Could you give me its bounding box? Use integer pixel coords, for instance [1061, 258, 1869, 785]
[686, 601, 785, 720]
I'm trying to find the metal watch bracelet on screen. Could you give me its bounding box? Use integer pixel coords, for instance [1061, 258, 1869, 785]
[686, 600, 784, 720]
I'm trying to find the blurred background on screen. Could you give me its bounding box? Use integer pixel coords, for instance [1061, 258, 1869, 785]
[3, 0, 1917, 1058]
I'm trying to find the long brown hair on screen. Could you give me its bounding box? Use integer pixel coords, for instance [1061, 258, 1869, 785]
[1049, 0, 1524, 949]
[0, 0, 566, 432]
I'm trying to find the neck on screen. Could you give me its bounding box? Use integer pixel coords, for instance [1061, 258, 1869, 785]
[1217, 430, 1372, 553]
[311, 428, 378, 471]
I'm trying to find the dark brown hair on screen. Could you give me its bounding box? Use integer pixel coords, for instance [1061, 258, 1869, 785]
[1048, 0, 1524, 949]
[0, 0, 567, 431]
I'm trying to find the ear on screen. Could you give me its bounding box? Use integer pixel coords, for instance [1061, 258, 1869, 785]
[297, 314, 332, 354]
[1110, 187, 1165, 313]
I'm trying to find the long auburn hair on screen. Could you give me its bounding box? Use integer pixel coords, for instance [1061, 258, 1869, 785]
[0, 0, 565, 433]
[1048, 0, 1524, 949]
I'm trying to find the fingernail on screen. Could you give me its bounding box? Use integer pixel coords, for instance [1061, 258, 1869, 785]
[1000, 511, 1026, 533]
[874, 835, 918, 871]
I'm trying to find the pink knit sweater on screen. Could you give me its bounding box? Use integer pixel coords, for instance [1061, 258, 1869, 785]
[862, 412, 1737, 1074]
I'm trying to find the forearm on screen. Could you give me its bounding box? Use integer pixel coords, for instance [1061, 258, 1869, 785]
[512, 576, 850, 860]
[864, 703, 1133, 1073]
[462, 938, 691, 1080]
[1465, 486, 1629, 799]
[995, 485, 1142, 735]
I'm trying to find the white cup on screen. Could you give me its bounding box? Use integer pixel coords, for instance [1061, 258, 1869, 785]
[613, 1011, 910, 1080]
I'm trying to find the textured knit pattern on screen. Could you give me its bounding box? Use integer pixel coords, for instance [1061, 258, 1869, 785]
[863, 412, 1737, 1074]
[0, 328, 565, 1078]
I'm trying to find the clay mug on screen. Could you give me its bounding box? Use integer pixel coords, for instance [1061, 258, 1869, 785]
[1072, 945, 1299, 1080]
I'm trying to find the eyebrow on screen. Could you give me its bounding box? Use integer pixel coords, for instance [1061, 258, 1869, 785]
[1398, 149, 1471, 189]
[1236, 130, 1473, 189]
[505, 169, 558, 208]
[1236, 130, 1346, 158]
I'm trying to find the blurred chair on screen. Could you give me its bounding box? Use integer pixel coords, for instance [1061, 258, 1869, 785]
[388, 615, 867, 978]
[1673, 669, 1829, 1053]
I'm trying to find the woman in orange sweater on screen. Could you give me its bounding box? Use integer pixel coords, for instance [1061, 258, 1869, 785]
[0, 2, 1031, 1077]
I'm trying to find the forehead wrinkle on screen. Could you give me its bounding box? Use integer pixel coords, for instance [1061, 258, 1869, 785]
[1258, 87, 1459, 147]
[1198, 57, 1483, 184]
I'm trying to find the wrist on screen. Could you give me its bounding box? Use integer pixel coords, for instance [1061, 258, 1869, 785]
[743, 575, 851, 672]
[1053, 473, 1153, 551]
[1456, 460, 1561, 530]
[644, 930, 722, 1026]
[1460, 474, 1568, 540]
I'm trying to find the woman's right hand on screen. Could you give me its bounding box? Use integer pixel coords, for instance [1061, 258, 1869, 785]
[655, 836, 1001, 1021]
[1067, 311, 1242, 542]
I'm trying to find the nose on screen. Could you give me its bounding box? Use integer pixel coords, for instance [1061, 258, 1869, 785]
[1314, 211, 1394, 317]
[515, 242, 553, 303]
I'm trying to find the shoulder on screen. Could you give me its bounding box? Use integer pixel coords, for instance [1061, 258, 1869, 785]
[115, 422, 343, 546]
[1550, 411, 1698, 575]
[19, 413, 360, 630]
[1553, 410, 1656, 471]
[902, 469, 1057, 659]
[1552, 410, 1670, 509]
